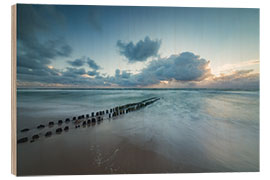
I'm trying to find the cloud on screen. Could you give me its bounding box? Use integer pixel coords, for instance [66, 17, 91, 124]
[68, 58, 86, 67]
[201, 69, 259, 90]
[17, 38, 72, 76]
[67, 57, 101, 70]
[117, 36, 161, 63]
[17, 5, 72, 64]
[115, 69, 121, 77]
[121, 70, 131, 79]
[87, 70, 100, 76]
[215, 69, 254, 81]
[110, 52, 212, 87]
[141, 52, 212, 82]
[62, 67, 86, 77]
[102, 52, 210, 87]
[214, 59, 260, 75]
[86, 57, 101, 70]
[154, 69, 259, 90]
[62, 67, 100, 78]
[17, 38, 72, 74]
[114, 69, 131, 79]
[17, 5, 73, 82]
[17, 66, 106, 88]
[17, 44, 259, 90]
[105, 52, 259, 90]
[16, 51, 212, 88]
[16, 5, 105, 87]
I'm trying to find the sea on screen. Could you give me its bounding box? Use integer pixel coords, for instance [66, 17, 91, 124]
[16, 88, 259, 175]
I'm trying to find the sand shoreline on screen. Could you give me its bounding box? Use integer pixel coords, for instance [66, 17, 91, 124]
[17, 120, 210, 175]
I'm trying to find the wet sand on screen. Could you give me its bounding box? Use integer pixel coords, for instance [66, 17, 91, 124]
[17, 118, 210, 175]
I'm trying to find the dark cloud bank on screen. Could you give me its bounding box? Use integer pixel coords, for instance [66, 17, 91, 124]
[67, 58, 85, 67]
[107, 52, 212, 87]
[17, 5, 103, 87]
[17, 49, 259, 90]
[17, 5, 73, 82]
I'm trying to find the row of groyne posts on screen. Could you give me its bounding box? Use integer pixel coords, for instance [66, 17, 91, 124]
[17, 97, 160, 144]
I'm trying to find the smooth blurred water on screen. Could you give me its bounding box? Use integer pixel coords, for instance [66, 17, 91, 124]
[17, 89, 259, 173]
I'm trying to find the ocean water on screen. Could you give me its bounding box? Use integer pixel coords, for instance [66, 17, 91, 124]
[17, 89, 259, 174]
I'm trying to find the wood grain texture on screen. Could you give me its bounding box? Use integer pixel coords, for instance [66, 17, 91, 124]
[11, 4, 17, 176]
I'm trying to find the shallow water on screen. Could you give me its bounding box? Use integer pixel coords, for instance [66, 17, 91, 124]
[17, 89, 259, 175]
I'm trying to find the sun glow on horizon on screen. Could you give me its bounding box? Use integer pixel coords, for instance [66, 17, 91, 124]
[211, 59, 259, 76]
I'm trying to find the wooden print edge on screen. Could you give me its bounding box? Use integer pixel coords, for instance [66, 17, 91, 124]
[11, 4, 17, 176]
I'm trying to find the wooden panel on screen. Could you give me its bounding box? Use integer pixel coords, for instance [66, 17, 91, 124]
[11, 4, 17, 176]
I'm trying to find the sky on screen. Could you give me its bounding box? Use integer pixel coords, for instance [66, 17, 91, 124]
[16, 4, 259, 89]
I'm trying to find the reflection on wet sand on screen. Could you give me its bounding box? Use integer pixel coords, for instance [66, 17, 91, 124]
[17, 121, 208, 175]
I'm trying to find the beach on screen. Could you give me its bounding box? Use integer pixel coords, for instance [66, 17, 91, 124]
[17, 89, 259, 175]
